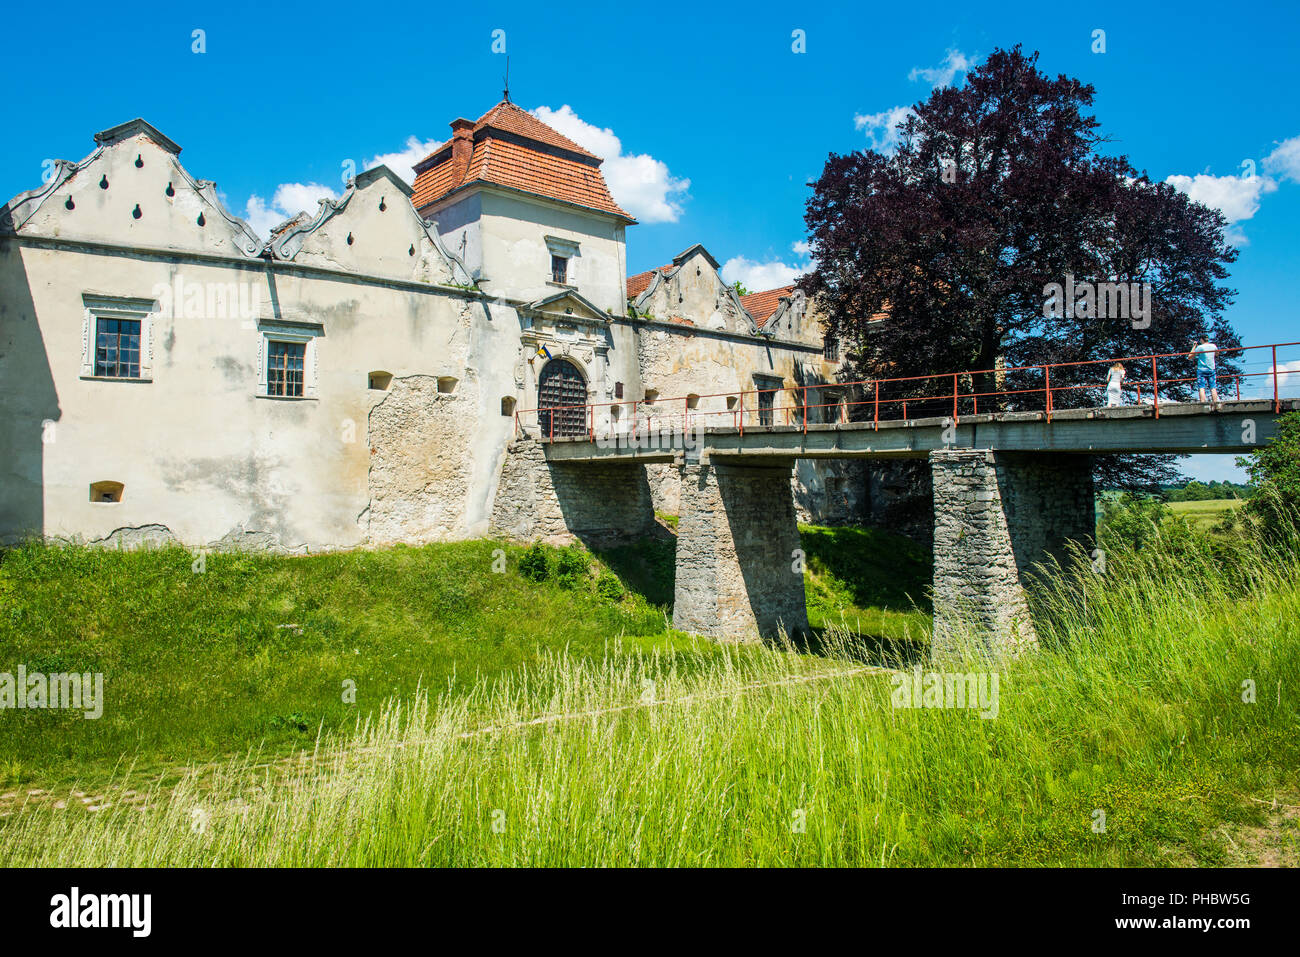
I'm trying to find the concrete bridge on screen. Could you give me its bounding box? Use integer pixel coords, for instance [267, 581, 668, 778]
[493, 395, 1298, 656]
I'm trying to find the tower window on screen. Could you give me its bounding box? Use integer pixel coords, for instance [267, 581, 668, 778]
[551, 255, 568, 285]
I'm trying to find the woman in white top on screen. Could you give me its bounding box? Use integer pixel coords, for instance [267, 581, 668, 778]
[1105, 362, 1126, 407]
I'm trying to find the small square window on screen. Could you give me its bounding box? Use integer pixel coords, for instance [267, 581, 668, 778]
[268, 340, 306, 397]
[551, 255, 568, 285]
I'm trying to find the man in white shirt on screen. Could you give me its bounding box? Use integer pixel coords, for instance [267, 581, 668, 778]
[1190, 334, 1220, 406]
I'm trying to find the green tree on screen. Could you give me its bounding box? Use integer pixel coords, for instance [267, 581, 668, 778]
[1237, 410, 1300, 532]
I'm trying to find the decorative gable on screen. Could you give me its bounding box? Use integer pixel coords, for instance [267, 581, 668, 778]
[630, 244, 758, 336]
[268, 165, 473, 286]
[0, 119, 263, 259]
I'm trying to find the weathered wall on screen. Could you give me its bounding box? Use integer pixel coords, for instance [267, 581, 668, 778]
[0, 118, 855, 553]
[631, 317, 860, 525]
[673, 461, 809, 641]
[490, 439, 655, 546]
[0, 125, 524, 550]
[930, 449, 1094, 657]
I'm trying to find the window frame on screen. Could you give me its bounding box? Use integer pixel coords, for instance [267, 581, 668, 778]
[80, 295, 156, 382]
[256, 321, 320, 400]
[544, 235, 580, 288]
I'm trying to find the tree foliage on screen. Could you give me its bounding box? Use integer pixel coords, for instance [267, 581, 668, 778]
[801, 47, 1242, 490]
[1238, 410, 1300, 532]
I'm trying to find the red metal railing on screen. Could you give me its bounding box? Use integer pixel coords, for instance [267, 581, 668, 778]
[514, 341, 1299, 440]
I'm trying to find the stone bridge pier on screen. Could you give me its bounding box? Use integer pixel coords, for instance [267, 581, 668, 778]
[489, 440, 657, 546]
[930, 449, 1094, 657]
[672, 459, 809, 642]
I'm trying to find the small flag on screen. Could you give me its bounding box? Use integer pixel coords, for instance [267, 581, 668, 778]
[536, 345, 552, 360]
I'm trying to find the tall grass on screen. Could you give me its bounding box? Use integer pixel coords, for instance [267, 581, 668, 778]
[3, 523, 1296, 867]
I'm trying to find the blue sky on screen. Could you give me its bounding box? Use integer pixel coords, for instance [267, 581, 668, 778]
[5, 0, 1298, 479]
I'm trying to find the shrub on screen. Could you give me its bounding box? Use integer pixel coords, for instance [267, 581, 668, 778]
[1098, 492, 1168, 551]
[595, 570, 625, 603]
[518, 542, 551, 583]
[552, 546, 591, 591]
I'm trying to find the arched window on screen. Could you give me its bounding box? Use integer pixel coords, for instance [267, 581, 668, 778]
[537, 358, 587, 437]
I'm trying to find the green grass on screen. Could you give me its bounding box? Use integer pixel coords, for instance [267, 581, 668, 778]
[0, 539, 691, 789]
[800, 525, 931, 652]
[1, 522, 1296, 866]
[0, 523, 929, 792]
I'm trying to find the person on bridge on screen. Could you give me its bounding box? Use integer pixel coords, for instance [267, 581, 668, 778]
[1191, 333, 1221, 406]
[1105, 362, 1127, 407]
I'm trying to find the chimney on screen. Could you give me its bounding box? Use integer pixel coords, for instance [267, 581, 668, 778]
[449, 118, 475, 184]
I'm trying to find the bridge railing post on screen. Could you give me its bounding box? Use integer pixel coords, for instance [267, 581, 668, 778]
[1274, 344, 1280, 413]
[1151, 357, 1160, 418]
[952, 373, 959, 424]
[874, 380, 879, 430]
[1043, 365, 1052, 422]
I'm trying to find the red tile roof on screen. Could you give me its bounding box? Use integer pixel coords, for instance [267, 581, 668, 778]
[411, 101, 631, 221]
[739, 285, 796, 327]
[627, 264, 673, 299]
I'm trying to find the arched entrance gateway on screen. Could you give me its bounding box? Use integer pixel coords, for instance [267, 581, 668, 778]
[537, 358, 588, 438]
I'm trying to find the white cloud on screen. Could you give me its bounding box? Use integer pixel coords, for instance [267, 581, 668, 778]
[1270, 359, 1300, 392]
[853, 49, 971, 155]
[855, 105, 914, 154]
[364, 136, 443, 185]
[531, 105, 690, 223]
[721, 256, 806, 292]
[791, 240, 812, 257]
[909, 49, 973, 89]
[242, 182, 340, 240]
[1263, 134, 1300, 183]
[1165, 171, 1278, 245]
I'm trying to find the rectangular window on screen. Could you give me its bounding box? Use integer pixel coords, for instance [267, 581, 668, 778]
[551, 255, 568, 284]
[823, 337, 840, 362]
[757, 388, 776, 426]
[267, 340, 306, 397]
[95, 317, 142, 378]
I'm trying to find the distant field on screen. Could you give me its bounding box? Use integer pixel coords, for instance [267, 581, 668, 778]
[1168, 498, 1245, 531]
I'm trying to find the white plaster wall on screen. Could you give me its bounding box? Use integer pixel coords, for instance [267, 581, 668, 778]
[0, 242, 518, 549]
[478, 191, 627, 314]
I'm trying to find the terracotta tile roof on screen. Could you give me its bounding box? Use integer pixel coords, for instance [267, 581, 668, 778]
[627, 263, 673, 299]
[411, 100, 631, 221]
[739, 284, 796, 327]
[469, 101, 598, 158]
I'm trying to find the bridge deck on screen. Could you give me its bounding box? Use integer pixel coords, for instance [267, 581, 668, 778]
[540, 398, 1299, 463]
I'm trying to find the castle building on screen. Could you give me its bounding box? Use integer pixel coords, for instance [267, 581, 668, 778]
[0, 103, 862, 551]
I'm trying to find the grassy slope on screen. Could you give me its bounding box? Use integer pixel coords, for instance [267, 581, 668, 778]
[2, 525, 1297, 866]
[0, 524, 929, 790]
[801, 525, 931, 652]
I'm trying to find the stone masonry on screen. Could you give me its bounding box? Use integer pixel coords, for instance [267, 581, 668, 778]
[672, 460, 809, 642]
[489, 439, 656, 547]
[930, 449, 1094, 657]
